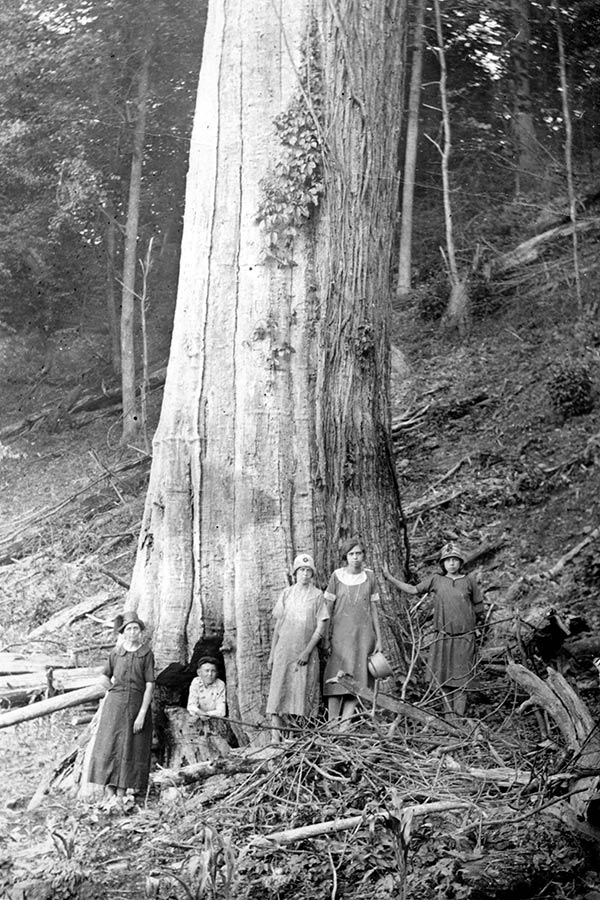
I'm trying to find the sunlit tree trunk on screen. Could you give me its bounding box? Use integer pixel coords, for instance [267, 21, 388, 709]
[129, 0, 409, 738]
[120, 41, 151, 443]
[397, 0, 425, 298]
[430, 0, 469, 336]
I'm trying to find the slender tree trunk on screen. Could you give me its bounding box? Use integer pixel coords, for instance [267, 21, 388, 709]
[397, 0, 426, 298]
[104, 208, 121, 374]
[510, 0, 540, 195]
[551, 0, 582, 309]
[128, 0, 409, 735]
[431, 0, 469, 336]
[120, 42, 151, 443]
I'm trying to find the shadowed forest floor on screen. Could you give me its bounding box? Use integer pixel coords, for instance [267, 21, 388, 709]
[2, 279, 600, 898]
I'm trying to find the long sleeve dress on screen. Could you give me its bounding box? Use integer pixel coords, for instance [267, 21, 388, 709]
[266, 583, 329, 718]
[88, 644, 155, 793]
[414, 572, 483, 691]
[322, 568, 379, 698]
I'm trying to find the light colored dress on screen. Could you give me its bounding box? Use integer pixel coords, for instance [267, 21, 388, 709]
[323, 568, 379, 698]
[414, 572, 483, 690]
[266, 583, 329, 717]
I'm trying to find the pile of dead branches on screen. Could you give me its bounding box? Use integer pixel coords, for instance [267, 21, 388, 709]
[145, 716, 588, 900]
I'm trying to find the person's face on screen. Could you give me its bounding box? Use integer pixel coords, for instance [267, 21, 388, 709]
[123, 623, 142, 643]
[295, 566, 313, 585]
[346, 546, 364, 569]
[199, 663, 217, 684]
[443, 556, 461, 575]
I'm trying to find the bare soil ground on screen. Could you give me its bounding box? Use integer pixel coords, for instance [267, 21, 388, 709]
[1, 283, 600, 898]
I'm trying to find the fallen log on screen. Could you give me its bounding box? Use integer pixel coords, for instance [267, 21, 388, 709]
[0, 651, 75, 675]
[0, 682, 105, 729]
[0, 666, 103, 706]
[441, 754, 532, 787]
[491, 217, 600, 275]
[152, 756, 256, 787]
[0, 456, 150, 552]
[27, 592, 121, 639]
[507, 662, 600, 820]
[248, 799, 472, 849]
[500, 526, 600, 609]
[333, 674, 462, 735]
[403, 489, 464, 520]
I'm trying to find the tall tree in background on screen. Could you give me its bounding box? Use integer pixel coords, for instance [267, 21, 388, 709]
[120, 25, 151, 443]
[129, 0, 409, 738]
[510, 0, 541, 194]
[0, 0, 204, 378]
[397, 0, 426, 298]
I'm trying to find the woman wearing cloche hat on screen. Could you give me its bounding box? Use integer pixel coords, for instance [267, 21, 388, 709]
[266, 553, 329, 742]
[383, 541, 485, 717]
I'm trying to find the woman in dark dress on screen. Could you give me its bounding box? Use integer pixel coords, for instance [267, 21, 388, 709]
[88, 611, 155, 809]
[384, 542, 484, 716]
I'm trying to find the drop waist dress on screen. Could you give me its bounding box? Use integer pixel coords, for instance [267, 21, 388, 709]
[267, 583, 329, 717]
[322, 568, 379, 697]
[415, 572, 483, 690]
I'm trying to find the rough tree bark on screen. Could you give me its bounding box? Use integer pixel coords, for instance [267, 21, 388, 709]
[128, 0, 409, 738]
[313, 1, 409, 661]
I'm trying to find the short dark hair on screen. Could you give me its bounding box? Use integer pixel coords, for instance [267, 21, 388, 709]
[340, 536, 365, 561]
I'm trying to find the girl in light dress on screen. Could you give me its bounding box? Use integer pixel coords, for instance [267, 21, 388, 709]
[266, 553, 329, 741]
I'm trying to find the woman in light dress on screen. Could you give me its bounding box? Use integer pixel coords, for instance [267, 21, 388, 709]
[266, 553, 329, 741]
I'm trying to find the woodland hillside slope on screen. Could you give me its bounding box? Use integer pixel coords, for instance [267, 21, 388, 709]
[1, 206, 600, 897]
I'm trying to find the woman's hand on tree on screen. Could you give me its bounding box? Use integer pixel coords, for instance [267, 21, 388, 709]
[382, 562, 392, 581]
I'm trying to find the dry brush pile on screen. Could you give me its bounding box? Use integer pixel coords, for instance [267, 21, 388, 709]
[136, 712, 591, 900]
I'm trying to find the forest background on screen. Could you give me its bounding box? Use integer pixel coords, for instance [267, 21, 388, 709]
[2, 0, 600, 898]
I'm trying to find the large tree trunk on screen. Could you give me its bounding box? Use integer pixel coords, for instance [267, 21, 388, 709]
[129, 0, 409, 737]
[314, 1, 409, 663]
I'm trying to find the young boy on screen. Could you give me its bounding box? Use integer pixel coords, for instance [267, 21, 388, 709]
[187, 656, 226, 732]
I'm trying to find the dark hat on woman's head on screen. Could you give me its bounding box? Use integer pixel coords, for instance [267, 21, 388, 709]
[439, 542, 465, 563]
[340, 536, 365, 560]
[196, 656, 219, 668]
[118, 611, 146, 632]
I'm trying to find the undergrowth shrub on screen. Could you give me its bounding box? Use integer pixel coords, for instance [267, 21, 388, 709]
[546, 360, 594, 419]
[470, 272, 503, 318]
[413, 273, 449, 321]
